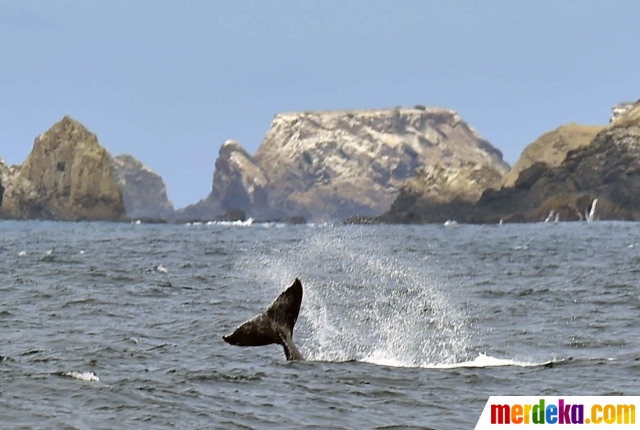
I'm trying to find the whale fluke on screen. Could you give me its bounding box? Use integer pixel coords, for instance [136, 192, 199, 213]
[223, 278, 304, 360]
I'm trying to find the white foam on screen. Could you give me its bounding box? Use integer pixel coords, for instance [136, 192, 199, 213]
[18, 251, 26, 257]
[62, 371, 99, 382]
[210, 218, 254, 227]
[587, 198, 598, 222]
[544, 210, 555, 223]
[361, 352, 553, 369]
[424, 353, 551, 369]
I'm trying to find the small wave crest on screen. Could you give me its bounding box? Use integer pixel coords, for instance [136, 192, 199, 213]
[361, 352, 557, 369]
[205, 218, 254, 227]
[60, 371, 100, 382]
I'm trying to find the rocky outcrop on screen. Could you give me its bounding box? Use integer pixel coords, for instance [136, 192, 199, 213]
[0, 159, 31, 219]
[254, 107, 509, 220]
[469, 99, 640, 223]
[113, 154, 174, 220]
[0, 116, 126, 221]
[184, 107, 509, 221]
[611, 102, 635, 123]
[177, 140, 268, 220]
[365, 100, 640, 225]
[500, 124, 602, 187]
[363, 161, 504, 224]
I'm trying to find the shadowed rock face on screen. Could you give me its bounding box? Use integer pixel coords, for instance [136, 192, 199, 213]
[0, 116, 126, 221]
[113, 154, 174, 220]
[357, 100, 640, 225]
[182, 107, 509, 221]
[370, 162, 504, 224]
[468, 100, 640, 223]
[500, 123, 603, 188]
[177, 140, 268, 220]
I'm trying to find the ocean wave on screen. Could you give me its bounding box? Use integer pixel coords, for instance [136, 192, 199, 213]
[360, 352, 560, 369]
[60, 371, 100, 382]
[206, 218, 254, 227]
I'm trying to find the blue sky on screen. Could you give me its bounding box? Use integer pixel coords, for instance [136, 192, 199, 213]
[1, 1, 638, 208]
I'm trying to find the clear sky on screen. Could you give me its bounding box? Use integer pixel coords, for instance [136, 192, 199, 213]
[1, 1, 638, 208]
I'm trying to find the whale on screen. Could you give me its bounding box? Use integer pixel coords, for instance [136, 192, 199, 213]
[222, 278, 304, 360]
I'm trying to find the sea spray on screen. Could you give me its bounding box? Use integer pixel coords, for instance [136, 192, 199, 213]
[236, 226, 472, 366]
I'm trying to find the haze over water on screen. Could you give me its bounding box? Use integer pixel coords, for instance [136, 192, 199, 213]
[1, 221, 638, 428]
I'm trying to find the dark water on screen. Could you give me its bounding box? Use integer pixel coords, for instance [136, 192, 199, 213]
[1, 220, 639, 429]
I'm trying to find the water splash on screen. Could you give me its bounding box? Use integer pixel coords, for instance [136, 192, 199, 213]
[587, 198, 598, 222]
[238, 226, 472, 367]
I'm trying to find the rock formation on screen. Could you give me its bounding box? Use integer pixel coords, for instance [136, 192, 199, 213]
[470, 100, 640, 223]
[0, 116, 126, 221]
[366, 100, 640, 224]
[182, 107, 509, 221]
[113, 154, 174, 220]
[500, 124, 602, 188]
[611, 102, 635, 123]
[363, 161, 503, 224]
[177, 140, 268, 220]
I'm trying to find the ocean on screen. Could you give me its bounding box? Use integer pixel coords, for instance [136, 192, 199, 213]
[0, 220, 638, 429]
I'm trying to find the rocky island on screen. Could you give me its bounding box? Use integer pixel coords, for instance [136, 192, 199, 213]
[371, 100, 640, 224]
[179, 106, 509, 221]
[471, 99, 640, 223]
[0, 116, 126, 221]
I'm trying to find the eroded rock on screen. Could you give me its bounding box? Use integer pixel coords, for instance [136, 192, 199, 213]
[0, 116, 126, 221]
[113, 154, 174, 220]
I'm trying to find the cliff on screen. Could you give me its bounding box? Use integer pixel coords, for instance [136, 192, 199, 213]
[113, 154, 174, 220]
[471, 99, 640, 223]
[371, 161, 504, 224]
[177, 140, 268, 220]
[0, 116, 126, 221]
[184, 107, 509, 221]
[500, 123, 603, 188]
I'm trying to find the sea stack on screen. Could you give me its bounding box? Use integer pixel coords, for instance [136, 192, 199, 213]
[0, 116, 127, 221]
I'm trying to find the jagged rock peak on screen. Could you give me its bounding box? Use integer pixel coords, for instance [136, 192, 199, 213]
[3, 116, 126, 221]
[114, 154, 152, 173]
[176, 139, 269, 220]
[219, 139, 249, 157]
[610, 101, 636, 123]
[33, 115, 93, 146]
[612, 99, 640, 127]
[113, 154, 174, 220]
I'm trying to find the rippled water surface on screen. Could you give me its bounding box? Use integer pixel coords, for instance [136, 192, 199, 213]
[1, 220, 639, 429]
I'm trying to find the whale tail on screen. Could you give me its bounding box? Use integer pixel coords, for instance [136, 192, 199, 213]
[222, 278, 304, 360]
